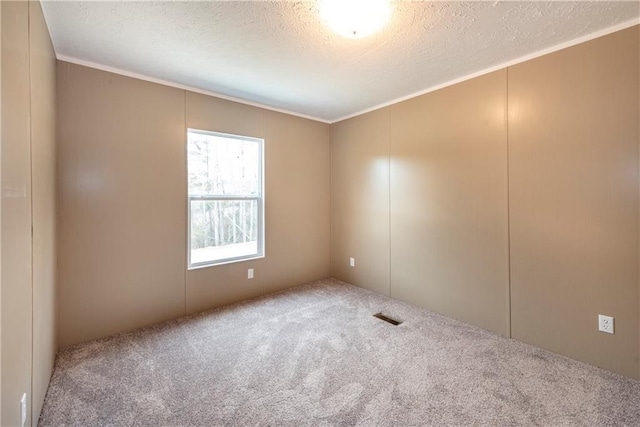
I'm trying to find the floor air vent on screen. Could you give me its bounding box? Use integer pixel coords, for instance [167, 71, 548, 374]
[373, 313, 402, 325]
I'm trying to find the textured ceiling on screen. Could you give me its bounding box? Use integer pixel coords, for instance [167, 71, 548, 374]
[42, 1, 639, 122]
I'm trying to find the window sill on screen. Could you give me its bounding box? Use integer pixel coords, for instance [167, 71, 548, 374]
[187, 254, 265, 271]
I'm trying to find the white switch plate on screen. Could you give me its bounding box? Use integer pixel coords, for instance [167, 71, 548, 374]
[247, 268, 254, 279]
[20, 393, 27, 427]
[598, 314, 614, 334]
[349, 257, 355, 267]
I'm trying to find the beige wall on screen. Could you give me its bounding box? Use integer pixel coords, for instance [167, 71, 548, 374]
[331, 26, 639, 379]
[0, 2, 3, 422]
[331, 72, 509, 336]
[1, 2, 32, 425]
[57, 64, 331, 345]
[173, 94, 332, 315]
[184, 93, 268, 314]
[1, 1, 57, 425]
[57, 63, 188, 348]
[389, 70, 509, 336]
[263, 110, 330, 294]
[508, 26, 639, 379]
[30, 1, 58, 422]
[331, 109, 390, 295]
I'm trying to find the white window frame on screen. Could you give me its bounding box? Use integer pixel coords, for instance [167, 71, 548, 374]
[187, 129, 265, 269]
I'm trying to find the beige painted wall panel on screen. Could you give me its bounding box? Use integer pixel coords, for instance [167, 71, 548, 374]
[186, 259, 266, 315]
[57, 74, 331, 342]
[508, 27, 639, 379]
[1, 1, 33, 425]
[331, 108, 390, 296]
[29, 1, 57, 423]
[186, 91, 263, 139]
[185, 92, 267, 313]
[57, 62, 187, 348]
[0, 2, 3, 422]
[389, 70, 509, 336]
[185, 93, 331, 311]
[264, 110, 330, 293]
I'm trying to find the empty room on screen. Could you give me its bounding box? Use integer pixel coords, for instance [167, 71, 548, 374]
[1, 0, 640, 425]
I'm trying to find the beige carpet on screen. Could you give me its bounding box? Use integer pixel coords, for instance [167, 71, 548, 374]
[39, 279, 640, 426]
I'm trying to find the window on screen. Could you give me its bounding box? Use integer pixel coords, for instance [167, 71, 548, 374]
[187, 129, 264, 268]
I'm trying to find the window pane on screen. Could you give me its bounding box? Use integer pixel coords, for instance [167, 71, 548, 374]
[190, 199, 259, 264]
[187, 131, 260, 196]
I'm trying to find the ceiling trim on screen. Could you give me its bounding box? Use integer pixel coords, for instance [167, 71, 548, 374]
[332, 17, 640, 123]
[56, 54, 332, 124]
[55, 17, 638, 125]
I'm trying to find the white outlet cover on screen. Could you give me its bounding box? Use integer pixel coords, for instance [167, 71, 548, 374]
[248, 268, 254, 279]
[598, 314, 614, 334]
[349, 257, 355, 267]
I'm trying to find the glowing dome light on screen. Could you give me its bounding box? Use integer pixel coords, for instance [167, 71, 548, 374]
[319, 0, 392, 39]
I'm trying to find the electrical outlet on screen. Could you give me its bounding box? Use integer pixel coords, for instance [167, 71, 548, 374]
[247, 268, 254, 279]
[598, 314, 614, 334]
[20, 393, 27, 427]
[349, 257, 355, 267]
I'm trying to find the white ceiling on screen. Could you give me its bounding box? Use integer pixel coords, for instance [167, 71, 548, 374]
[42, 1, 639, 123]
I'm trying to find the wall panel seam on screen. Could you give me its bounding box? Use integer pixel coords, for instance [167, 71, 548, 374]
[329, 122, 333, 278]
[506, 67, 512, 339]
[183, 89, 187, 316]
[261, 109, 266, 295]
[387, 106, 391, 297]
[27, 3, 34, 425]
[0, 3, 3, 419]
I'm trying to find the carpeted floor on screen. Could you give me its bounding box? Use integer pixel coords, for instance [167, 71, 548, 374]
[39, 278, 640, 426]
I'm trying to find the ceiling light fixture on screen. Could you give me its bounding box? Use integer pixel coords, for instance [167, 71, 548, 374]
[319, 0, 392, 39]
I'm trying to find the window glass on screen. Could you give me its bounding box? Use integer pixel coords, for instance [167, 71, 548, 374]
[188, 132, 260, 196]
[187, 129, 263, 268]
